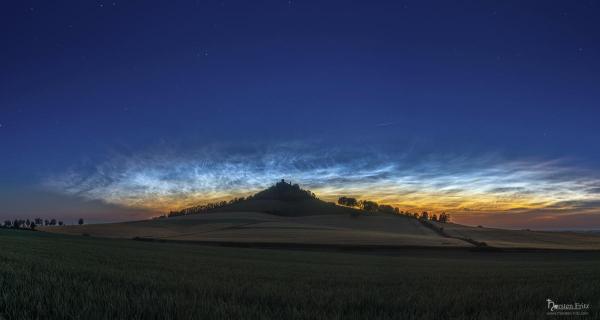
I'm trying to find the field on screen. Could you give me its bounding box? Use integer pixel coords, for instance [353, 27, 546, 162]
[1, 228, 599, 319]
[435, 221, 600, 250]
[42, 211, 600, 250]
[41, 212, 468, 247]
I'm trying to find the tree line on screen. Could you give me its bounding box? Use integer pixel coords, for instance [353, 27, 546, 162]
[164, 197, 246, 218]
[1, 218, 85, 230]
[338, 196, 450, 223]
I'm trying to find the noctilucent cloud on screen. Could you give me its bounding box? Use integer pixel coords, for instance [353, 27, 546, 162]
[1, 1, 600, 229]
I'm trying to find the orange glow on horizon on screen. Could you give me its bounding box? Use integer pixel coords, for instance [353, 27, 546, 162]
[122, 186, 587, 217]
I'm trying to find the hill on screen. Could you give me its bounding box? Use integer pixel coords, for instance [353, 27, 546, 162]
[169, 179, 362, 217]
[41, 180, 600, 250]
[42, 180, 470, 247]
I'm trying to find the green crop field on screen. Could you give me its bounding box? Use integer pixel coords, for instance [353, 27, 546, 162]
[1, 229, 599, 319]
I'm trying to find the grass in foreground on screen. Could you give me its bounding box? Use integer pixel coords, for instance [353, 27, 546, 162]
[1, 229, 599, 319]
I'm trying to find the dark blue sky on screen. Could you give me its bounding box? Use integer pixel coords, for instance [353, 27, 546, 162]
[1, 1, 600, 227]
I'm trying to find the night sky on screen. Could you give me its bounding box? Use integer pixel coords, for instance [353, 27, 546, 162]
[2, 1, 600, 229]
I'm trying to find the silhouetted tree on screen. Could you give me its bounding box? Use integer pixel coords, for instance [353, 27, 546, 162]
[378, 204, 395, 214]
[337, 196, 358, 207]
[431, 214, 438, 222]
[438, 212, 450, 223]
[78, 218, 84, 225]
[3, 220, 11, 228]
[359, 200, 379, 212]
[50, 219, 57, 226]
[419, 211, 429, 220]
[30, 223, 36, 231]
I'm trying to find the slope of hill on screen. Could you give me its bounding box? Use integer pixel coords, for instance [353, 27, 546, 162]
[42, 211, 469, 247]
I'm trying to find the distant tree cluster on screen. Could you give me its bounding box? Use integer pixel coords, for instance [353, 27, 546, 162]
[337, 196, 358, 207]
[1, 217, 81, 230]
[414, 211, 450, 222]
[359, 200, 379, 212]
[338, 197, 383, 213]
[337, 196, 451, 223]
[377, 204, 397, 214]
